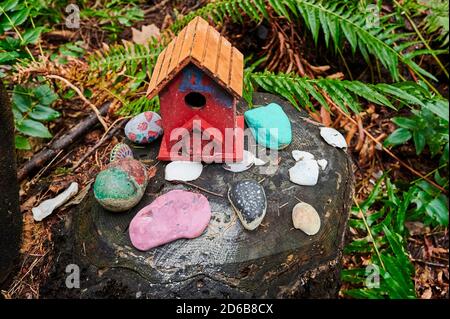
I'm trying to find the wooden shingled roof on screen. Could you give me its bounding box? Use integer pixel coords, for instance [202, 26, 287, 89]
[146, 17, 244, 100]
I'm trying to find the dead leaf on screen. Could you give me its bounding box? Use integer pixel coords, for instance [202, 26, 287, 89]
[405, 221, 425, 236]
[421, 288, 432, 299]
[147, 165, 157, 179]
[132, 24, 160, 45]
[327, 72, 344, 80]
[64, 182, 92, 207]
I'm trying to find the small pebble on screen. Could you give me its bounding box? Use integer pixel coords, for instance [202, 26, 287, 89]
[292, 202, 321, 235]
[320, 127, 347, 149]
[223, 150, 254, 172]
[289, 160, 319, 186]
[317, 159, 328, 170]
[292, 150, 314, 161]
[253, 157, 267, 166]
[165, 161, 203, 181]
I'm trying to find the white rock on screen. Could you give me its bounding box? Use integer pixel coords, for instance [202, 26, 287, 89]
[292, 202, 321, 235]
[292, 150, 314, 161]
[253, 157, 267, 166]
[320, 127, 347, 149]
[317, 159, 328, 170]
[32, 182, 79, 222]
[289, 160, 319, 186]
[165, 161, 203, 181]
[223, 150, 254, 172]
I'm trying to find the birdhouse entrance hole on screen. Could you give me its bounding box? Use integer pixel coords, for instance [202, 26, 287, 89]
[185, 92, 206, 109]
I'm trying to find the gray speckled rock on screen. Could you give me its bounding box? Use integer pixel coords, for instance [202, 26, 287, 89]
[227, 180, 267, 230]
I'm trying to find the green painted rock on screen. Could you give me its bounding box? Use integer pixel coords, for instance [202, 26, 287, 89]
[244, 103, 292, 150]
[93, 158, 148, 212]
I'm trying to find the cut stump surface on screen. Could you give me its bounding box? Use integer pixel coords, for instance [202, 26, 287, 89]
[62, 93, 353, 298]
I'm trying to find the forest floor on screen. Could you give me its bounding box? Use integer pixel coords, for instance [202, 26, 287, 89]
[1, 0, 448, 299]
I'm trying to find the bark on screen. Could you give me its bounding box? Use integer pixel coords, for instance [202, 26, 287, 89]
[42, 93, 354, 298]
[0, 81, 22, 286]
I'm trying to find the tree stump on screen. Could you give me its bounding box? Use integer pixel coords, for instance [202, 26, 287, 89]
[0, 81, 22, 286]
[46, 93, 354, 298]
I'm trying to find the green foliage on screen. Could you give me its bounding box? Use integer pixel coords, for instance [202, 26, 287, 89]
[172, 0, 440, 82]
[116, 95, 159, 116]
[12, 83, 60, 149]
[343, 177, 412, 298]
[386, 102, 449, 162]
[422, 0, 449, 46]
[50, 41, 85, 64]
[343, 174, 448, 298]
[410, 180, 449, 226]
[88, 39, 163, 115]
[89, 39, 163, 77]
[0, 0, 46, 64]
[245, 71, 443, 114]
[403, 0, 449, 47]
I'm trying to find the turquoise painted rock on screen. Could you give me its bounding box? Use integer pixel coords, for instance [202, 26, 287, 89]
[94, 158, 148, 212]
[244, 103, 292, 150]
[125, 111, 163, 144]
[110, 143, 134, 162]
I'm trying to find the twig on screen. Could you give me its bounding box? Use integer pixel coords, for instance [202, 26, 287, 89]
[72, 118, 127, 171]
[17, 102, 111, 181]
[46, 74, 109, 131]
[177, 181, 224, 198]
[143, 0, 170, 14]
[30, 150, 64, 185]
[410, 258, 447, 268]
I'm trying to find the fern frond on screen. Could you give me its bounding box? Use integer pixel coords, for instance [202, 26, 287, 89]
[419, 0, 449, 47]
[172, 0, 439, 82]
[116, 95, 160, 116]
[246, 71, 442, 114]
[88, 38, 164, 76]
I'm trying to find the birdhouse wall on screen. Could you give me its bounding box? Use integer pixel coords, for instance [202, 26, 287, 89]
[159, 64, 236, 147]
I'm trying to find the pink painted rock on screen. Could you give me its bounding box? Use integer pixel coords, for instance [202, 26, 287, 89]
[129, 190, 211, 251]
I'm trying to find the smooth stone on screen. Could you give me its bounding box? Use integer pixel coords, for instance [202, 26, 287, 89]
[228, 180, 267, 230]
[32, 182, 79, 221]
[244, 103, 292, 150]
[125, 111, 163, 144]
[292, 202, 321, 235]
[129, 190, 211, 251]
[320, 127, 347, 149]
[165, 161, 203, 181]
[289, 159, 319, 186]
[223, 150, 254, 172]
[110, 143, 134, 162]
[292, 150, 314, 161]
[94, 158, 148, 212]
[317, 159, 328, 170]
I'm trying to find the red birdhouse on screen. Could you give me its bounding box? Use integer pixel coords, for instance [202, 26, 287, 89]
[146, 17, 244, 163]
